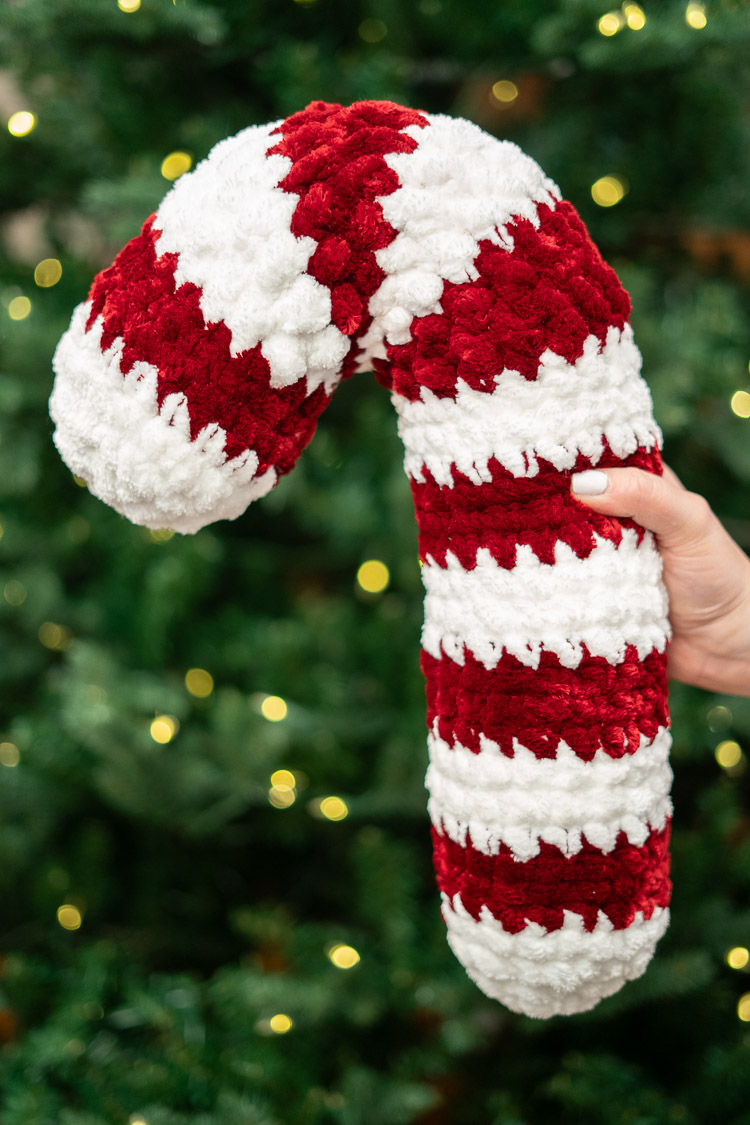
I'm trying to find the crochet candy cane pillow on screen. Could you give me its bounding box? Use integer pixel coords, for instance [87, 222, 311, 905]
[49, 99, 672, 1019]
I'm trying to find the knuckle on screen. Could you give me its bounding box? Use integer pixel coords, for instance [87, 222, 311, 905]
[686, 491, 713, 531]
[631, 468, 660, 509]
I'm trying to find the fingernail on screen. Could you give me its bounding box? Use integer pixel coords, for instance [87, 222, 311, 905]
[571, 470, 609, 495]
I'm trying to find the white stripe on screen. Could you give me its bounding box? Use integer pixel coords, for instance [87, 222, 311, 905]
[356, 113, 560, 366]
[152, 122, 350, 396]
[392, 325, 661, 486]
[50, 305, 276, 533]
[443, 894, 669, 1018]
[426, 724, 673, 861]
[420, 527, 670, 670]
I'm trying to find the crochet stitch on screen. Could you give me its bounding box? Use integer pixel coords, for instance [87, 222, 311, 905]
[49, 99, 672, 1019]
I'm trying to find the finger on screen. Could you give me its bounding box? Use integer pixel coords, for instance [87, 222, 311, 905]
[570, 466, 710, 547]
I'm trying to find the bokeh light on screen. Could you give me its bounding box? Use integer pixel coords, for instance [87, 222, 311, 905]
[319, 796, 349, 821]
[38, 622, 73, 651]
[0, 743, 20, 768]
[8, 111, 35, 136]
[591, 175, 628, 207]
[598, 11, 624, 35]
[727, 947, 750, 970]
[707, 705, 733, 732]
[57, 904, 82, 930]
[491, 80, 519, 104]
[150, 715, 179, 744]
[357, 559, 390, 593]
[34, 258, 63, 287]
[8, 296, 31, 320]
[685, 2, 707, 28]
[261, 695, 288, 722]
[623, 2, 646, 29]
[185, 667, 214, 697]
[268, 786, 296, 808]
[730, 390, 750, 418]
[3, 580, 27, 605]
[161, 151, 192, 180]
[327, 943, 360, 969]
[715, 740, 743, 770]
[358, 18, 387, 42]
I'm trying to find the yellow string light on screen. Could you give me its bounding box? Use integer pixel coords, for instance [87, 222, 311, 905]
[623, 2, 646, 29]
[597, 11, 624, 35]
[261, 695, 288, 722]
[118, 0, 141, 11]
[150, 715, 179, 744]
[685, 1, 707, 28]
[0, 742, 20, 768]
[161, 151, 192, 181]
[149, 528, 175, 543]
[358, 18, 387, 42]
[357, 559, 390, 593]
[327, 943, 360, 969]
[591, 175, 628, 207]
[738, 993, 750, 1021]
[185, 667, 214, 697]
[269, 1013, 293, 1034]
[38, 622, 73, 651]
[57, 904, 83, 931]
[3, 580, 27, 606]
[8, 296, 31, 320]
[7, 111, 35, 137]
[715, 740, 743, 770]
[727, 947, 750, 970]
[270, 769, 296, 791]
[730, 391, 750, 419]
[319, 795, 349, 821]
[268, 786, 296, 808]
[34, 258, 63, 288]
[491, 80, 519, 104]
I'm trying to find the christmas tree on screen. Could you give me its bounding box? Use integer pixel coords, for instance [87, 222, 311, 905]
[1, 0, 749, 1121]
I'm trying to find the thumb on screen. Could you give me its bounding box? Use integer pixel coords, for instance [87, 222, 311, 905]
[570, 465, 711, 549]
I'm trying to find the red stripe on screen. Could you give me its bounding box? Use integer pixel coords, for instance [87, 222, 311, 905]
[422, 643, 669, 760]
[411, 443, 662, 570]
[86, 217, 329, 470]
[433, 822, 671, 933]
[86, 101, 428, 468]
[375, 200, 631, 400]
[267, 100, 428, 379]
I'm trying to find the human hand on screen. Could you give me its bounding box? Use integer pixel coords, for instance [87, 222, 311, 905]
[571, 465, 750, 697]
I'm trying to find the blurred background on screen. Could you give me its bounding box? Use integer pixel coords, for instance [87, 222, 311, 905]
[0, 0, 749, 1121]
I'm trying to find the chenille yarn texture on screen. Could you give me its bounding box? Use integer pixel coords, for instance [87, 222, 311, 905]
[49, 99, 673, 1020]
